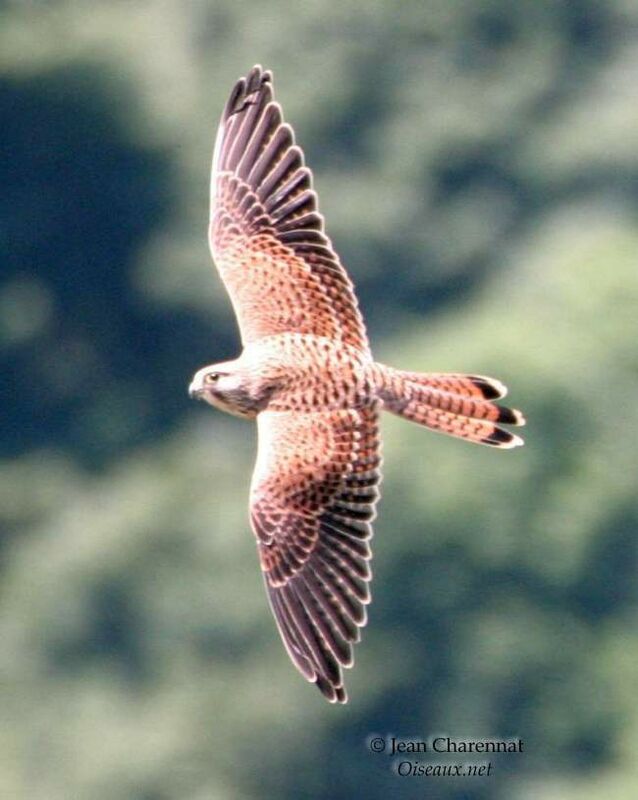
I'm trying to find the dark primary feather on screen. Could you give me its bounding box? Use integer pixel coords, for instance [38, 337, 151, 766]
[210, 64, 369, 351]
[251, 407, 381, 703]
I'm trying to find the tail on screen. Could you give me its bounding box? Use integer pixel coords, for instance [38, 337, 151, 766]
[375, 365, 525, 448]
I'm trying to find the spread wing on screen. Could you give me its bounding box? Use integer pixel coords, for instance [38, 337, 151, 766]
[250, 405, 381, 702]
[209, 65, 369, 352]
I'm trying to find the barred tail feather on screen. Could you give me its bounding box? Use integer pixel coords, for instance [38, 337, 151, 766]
[392, 403, 524, 448]
[394, 371, 509, 401]
[376, 365, 525, 449]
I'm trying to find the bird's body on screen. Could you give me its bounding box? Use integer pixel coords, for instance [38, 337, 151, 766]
[189, 66, 525, 703]
[191, 333, 373, 418]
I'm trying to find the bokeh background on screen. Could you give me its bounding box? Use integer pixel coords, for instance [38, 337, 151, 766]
[2, 1, 637, 798]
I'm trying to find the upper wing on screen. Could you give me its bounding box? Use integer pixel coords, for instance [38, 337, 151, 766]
[250, 406, 381, 702]
[209, 65, 369, 352]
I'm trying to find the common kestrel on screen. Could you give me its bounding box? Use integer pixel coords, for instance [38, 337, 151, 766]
[189, 66, 525, 703]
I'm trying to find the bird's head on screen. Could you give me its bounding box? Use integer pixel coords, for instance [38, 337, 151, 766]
[188, 360, 268, 419]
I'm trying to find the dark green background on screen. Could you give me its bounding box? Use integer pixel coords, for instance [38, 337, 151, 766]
[2, 1, 637, 798]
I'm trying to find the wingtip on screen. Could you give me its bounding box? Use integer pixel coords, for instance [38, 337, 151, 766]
[315, 674, 348, 703]
[331, 684, 348, 704]
[245, 64, 272, 88]
[250, 63, 273, 81]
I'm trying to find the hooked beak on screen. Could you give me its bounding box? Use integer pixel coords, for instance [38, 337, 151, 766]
[188, 378, 203, 400]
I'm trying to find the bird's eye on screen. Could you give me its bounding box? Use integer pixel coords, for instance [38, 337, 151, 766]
[205, 372, 220, 384]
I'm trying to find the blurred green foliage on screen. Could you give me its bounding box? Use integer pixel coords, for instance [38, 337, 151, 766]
[1, 1, 637, 798]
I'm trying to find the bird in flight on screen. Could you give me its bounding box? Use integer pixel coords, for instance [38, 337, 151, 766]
[189, 65, 525, 703]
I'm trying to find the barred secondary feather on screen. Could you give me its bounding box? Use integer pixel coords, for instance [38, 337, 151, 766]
[189, 65, 526, 703]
